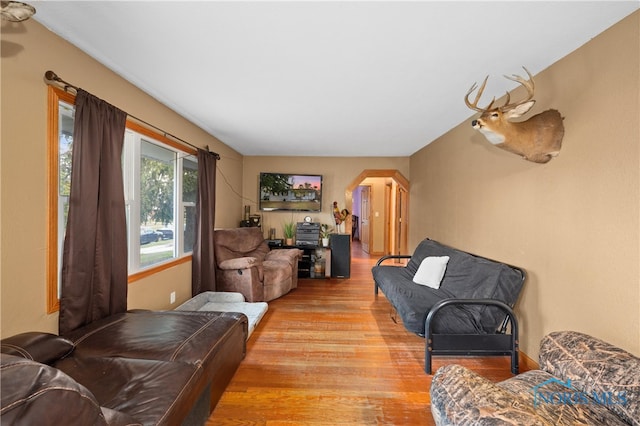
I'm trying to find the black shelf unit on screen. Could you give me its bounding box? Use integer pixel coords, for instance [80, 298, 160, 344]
[267, 241, 331, 279]
[297, 246, 330, 279]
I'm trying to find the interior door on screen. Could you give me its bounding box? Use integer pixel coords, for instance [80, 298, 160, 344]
[360, 185, 371, 253]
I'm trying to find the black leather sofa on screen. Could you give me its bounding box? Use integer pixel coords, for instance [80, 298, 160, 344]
[1, 310, 247, 425]
[372, 238, 525, 374]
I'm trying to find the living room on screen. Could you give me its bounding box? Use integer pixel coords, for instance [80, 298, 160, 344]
[1, 2, 639, 424]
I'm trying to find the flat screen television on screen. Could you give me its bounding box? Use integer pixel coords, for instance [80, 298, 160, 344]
[259, 172, 322, 212]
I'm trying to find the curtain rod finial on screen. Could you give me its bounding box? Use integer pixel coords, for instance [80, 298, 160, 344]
[44, 70, 58, 82]
[204, 145, 220, 159]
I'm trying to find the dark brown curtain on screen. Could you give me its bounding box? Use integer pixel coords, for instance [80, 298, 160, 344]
[192, 148, 218, 295]
[59, 89, 128, 335]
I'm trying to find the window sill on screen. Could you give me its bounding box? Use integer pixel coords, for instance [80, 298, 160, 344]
[128, 255, 192, 283]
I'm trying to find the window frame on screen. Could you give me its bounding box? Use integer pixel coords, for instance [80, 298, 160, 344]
[124, 121, 197, 282]
[46, 87, 197, 313]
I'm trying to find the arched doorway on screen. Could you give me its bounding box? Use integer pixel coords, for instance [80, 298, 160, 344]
[344, 170, 409, 256]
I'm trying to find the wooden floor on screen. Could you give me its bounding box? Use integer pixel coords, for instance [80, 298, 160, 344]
[207, 241, 520, 425]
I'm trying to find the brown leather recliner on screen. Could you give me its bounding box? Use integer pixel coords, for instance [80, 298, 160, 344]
[214, 227, 302, 302]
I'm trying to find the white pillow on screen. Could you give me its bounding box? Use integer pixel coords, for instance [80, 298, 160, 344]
[413, 256, 450, 289]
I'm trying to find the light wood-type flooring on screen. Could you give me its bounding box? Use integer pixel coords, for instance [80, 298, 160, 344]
[207, 241, 522, 425]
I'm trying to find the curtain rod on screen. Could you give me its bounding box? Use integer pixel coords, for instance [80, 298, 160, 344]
[44, 70, 220, 160]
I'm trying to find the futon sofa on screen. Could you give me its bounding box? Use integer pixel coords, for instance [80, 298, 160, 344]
[372, 238, 526, 373]
[431, 331, 640, 425]
[1, 310, 248, 425]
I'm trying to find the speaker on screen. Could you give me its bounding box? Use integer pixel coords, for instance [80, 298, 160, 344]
[330, 234, 351, 278]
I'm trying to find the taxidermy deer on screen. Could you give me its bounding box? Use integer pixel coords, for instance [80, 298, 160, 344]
[465, 67, 564, 164]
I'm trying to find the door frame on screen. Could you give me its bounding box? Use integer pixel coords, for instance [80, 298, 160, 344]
[345, 169, 409, 255]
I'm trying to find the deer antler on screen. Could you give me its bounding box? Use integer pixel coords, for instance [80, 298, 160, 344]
[465, 67, 536, 113]
[499, 67, 535, 112]
[464, 75, 495, 112]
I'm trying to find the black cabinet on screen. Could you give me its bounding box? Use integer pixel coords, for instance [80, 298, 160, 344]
[269, 238, 350, 279]
[268, 242, 330, 278]
[298, 246, 331, 279]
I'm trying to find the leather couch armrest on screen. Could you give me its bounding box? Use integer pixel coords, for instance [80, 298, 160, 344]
[1, 354, 107, 425]
[219, 256, 260, 270]
[1, 332, 75, 365]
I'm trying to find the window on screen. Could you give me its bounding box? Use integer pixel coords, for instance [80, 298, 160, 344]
[123, 126, 197, 274]
[47, 87, 197, 312]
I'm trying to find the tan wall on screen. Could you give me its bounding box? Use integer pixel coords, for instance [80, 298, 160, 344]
[242, 157, 409, 254]
[1, 21, 244, 336]
[409, 12, 640, 359]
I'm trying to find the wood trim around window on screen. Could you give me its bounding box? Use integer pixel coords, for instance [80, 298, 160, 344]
[127, 255, 192, 283]
[47, 86, 75, 313]
[126, 120, 197, 156]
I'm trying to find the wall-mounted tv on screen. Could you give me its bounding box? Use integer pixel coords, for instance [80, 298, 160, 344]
[259, 172, 322, 212]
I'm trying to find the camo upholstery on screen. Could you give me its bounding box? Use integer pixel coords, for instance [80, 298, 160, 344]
[431, 331, 639, 425]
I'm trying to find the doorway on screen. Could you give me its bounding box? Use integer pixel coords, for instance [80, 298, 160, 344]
[359, 185, 371, 253]
[345, 170, 409, 257]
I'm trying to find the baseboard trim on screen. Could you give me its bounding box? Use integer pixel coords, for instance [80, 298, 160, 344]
[519, 350, 538, 372]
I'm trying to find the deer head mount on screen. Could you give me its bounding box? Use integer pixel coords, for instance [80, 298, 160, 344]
[465, 67, 564, 164]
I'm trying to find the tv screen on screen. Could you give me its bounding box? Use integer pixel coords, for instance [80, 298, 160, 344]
[259, 172, 322, 212]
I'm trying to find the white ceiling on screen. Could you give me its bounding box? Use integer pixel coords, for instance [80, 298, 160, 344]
[32, 1, 639, 157]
